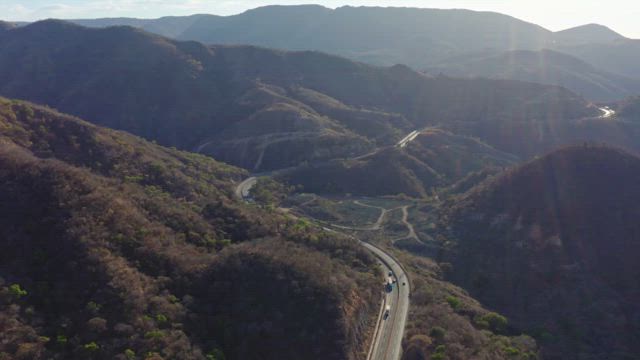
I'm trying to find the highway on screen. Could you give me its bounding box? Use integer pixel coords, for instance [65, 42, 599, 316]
[361, 242, 410, 360]
[234, 176, 257, 199]
[235, 178, 410, 360]
[599, 106, 616, 118]
[396, 130, 420, 148]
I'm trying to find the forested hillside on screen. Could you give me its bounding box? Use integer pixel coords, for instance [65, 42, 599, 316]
[0, 97, 379, 360]
[0, 20, 603, 174]
[438, 144, 640, 359]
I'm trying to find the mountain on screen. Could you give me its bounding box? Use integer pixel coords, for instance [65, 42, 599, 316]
[66, 7, 636, 67]
[0, 21, 15, 31]
[280, 129, 517, 197]
[64, 6, 640, 101]
[429, 49, 640, 101]
[72, 5, 554, 69]
[0, 97, 380, 359]
[554, 24, 626, 45]
[72, 14, 214, 38]
[438, 144, 640, 359]
[557, 39, 640, 79]
[0, 20, 601, 171]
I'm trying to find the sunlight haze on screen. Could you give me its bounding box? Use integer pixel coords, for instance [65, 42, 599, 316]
[2, 0, 640, 38]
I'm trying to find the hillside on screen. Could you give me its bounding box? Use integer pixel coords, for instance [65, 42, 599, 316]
[65, 6, 640, 102]
[438, 145, 640, 359]
[557, 39, 640, 79]
[280, 129, 517, 197]
[0, 21, 15, 31]
[0, 20, 602, 170]
[429, 49, 640, 101]
[0, 97, 380, 360]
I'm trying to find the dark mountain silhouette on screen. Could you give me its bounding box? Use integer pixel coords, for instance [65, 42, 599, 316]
[0, 21, 16, 31]
[439, 144, 640, 359]
[0, 97, 380, 359]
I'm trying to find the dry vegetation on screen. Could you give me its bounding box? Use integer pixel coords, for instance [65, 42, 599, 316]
[438, 144, 640, 359]
[0, 98, 379, 360]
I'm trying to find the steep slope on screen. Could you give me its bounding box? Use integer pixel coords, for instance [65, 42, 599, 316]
[438, 145, 640, 359]
[0, 97, 379, 360]
[429, 49, 640, 101]
[280, 129, 517, 197]
[0, 20, 601, 168]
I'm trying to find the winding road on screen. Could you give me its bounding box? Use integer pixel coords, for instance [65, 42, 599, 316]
[599, 106, 616, 119]
[235, 179, 410, 360]
[234, 176, 257, 199]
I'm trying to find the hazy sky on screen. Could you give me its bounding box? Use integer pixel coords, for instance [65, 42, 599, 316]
[2, 0, 640, 38]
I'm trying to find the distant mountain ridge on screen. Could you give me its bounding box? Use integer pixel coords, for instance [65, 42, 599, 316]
[429, 49, 640, 101]
[554, 23, 627, 45]
[46, 5, 640, 100]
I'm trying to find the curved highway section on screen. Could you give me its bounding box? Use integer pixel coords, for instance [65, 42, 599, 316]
[235, 177, 410, 360]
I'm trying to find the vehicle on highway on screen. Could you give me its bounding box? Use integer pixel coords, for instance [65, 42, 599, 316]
[388, 271, 393, 276]
[384, 305, 391, 319]
[386, 278, 394, 292]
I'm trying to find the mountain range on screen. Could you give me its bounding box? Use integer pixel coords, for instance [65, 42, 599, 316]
[0, 19, 612, 180]
[1, 7, 640, 360]
[61, 5, 640, 101]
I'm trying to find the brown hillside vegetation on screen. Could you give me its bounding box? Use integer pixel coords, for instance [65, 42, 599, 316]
[0, 98, 379, 360]
[281, 129, 517, 197]
[0, 20, 607, 171]
[439, 144, 640, 359]
[399, 254, 539, 360]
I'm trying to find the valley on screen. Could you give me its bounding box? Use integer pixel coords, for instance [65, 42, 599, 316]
[1, 5, 640, 360]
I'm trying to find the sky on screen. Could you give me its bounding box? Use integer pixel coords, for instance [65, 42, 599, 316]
[2, 0, 640, 38]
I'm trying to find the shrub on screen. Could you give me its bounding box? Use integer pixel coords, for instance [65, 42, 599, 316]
[144, 330, 165, 339]
[430, 326, 446, 341]
[476, 312, 508, 333]
[155, 314, 168, 325]
[206, 348, 226, 360]
[8, 284, 27, 299]
[503, 346, 520, 356]
[83, 342, 99, 351]
[85, 301, 101, 314]
[446, 296, 461, 310]
[124, 349, 136, 359]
